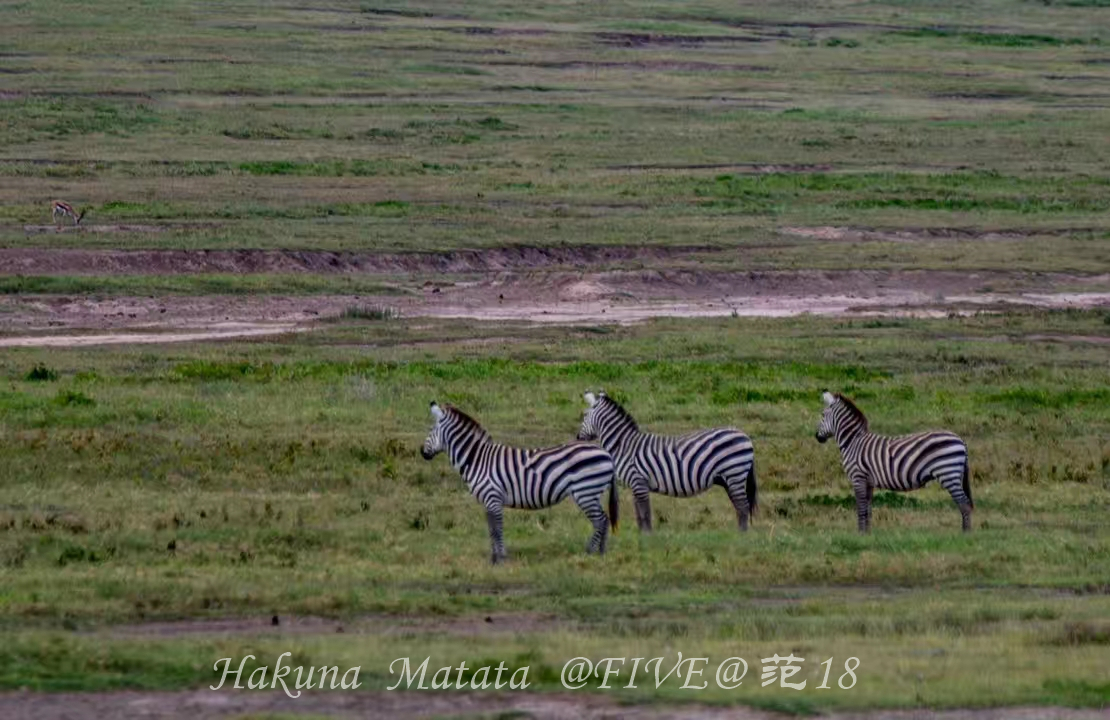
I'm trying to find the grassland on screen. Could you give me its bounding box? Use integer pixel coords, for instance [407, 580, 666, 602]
[6, 0, 1110, 272]
[1, 312, 1109, 711]
[2, 0, 1110, 716]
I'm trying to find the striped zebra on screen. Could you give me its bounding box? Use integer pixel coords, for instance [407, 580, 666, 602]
[577, 391, 756, 533]
[816, 391, 973, 533]
[421, 402, 618, 563]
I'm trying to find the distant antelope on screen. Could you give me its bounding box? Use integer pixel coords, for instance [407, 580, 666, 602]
[52, 200, 85, 227]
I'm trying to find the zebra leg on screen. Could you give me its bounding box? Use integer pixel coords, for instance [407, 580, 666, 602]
[486, 503, 507, 564]
[852, 479, 873, 534]
[575, 494, 609, 555]
[723, 475, 752, 532]
[936, 470, 973, 532]
[629, 475, 653, 533]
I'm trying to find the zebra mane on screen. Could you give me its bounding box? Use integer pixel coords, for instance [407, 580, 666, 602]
[443, 405, 491, 440]
[599, 394, 639, 431]
[834, 393, 869, 430]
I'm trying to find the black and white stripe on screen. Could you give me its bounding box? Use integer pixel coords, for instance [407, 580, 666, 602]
[816, 391, 973, 533]
[422, 401, 618, 563]
[577, 391, 756, 533]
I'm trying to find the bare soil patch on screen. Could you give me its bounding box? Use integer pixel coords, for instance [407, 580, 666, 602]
[668, 16, 906, 33]
[609, 162, 832, 173]
[14, 89, 154, 100]
[1024, 334, 1110, 345]
[484, 59, 773, 72]
[23, 224, 175, 234]
[0, 295, 340, 334]
[1, 270, 1107, 346]
[2, 690, 1107, 720]
[451, 25, 557, 36]
[594, 31, 767, 46]
[0, 324, 300, 348]
[931, 90, 1031, 101]
[777, 226, 1094, 243]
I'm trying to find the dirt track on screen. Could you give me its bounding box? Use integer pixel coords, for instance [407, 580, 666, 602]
[0, 324, 301, 347]
[1, 268, 1109, 347]
[2, 689, 1107, 720]
[2, 244, 1109, 347]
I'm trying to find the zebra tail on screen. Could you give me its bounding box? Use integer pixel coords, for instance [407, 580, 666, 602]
[962, 454, 974, 509]
[608, 473, 619, 533]
[747, 461, 758, 516]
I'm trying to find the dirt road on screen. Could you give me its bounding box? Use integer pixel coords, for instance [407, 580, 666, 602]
[1, 264, 1108, 348]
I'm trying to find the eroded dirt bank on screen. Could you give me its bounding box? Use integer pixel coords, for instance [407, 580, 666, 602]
[0, 245, 723, 275]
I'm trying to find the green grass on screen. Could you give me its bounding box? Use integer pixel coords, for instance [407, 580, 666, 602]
[0, 313, 1108, 707]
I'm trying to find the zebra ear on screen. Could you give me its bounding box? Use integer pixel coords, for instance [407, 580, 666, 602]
[584, 391, 597, 407]
[430, 402, 445, 420]
[822, 391, 835, 406]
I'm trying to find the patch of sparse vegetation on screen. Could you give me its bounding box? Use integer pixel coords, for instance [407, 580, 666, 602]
[337, 304, 400, 321]
[52, 389, 95, 407]
[897, 27, 1094, 46]
[25, 364, 58, 382]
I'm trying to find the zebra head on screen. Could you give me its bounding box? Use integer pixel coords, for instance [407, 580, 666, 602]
[577, 391, 603, 441]
[422, 402, 490, 471]
[817, 391, 868, 445]
[578, 390, 636, 449]
[421, 401, 448, 460]
[816, 391, 838, 443]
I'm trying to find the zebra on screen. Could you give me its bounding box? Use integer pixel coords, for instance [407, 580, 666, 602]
[816, 391, 973, 533]
[576, 391, 756, 533]
[421, 401, 618, 564]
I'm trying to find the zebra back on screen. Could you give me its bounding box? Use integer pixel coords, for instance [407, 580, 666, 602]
[821, 393, 969, 493]
[583, 393, 754, 497]
[434, 404, 614, 509]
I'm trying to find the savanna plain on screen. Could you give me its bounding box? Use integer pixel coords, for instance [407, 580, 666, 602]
[1, 0, 1109, 718]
